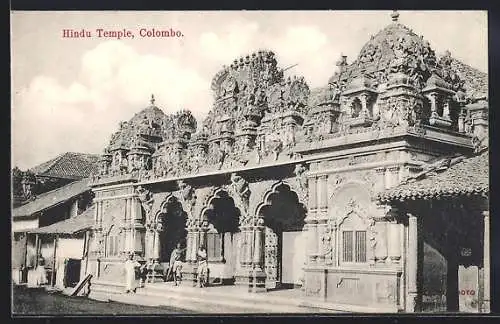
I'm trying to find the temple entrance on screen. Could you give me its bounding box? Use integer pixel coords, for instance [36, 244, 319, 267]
[418, 201, 484, 313]
[158, 198, 187, 267]
[259, 183, 306, 290]
[202, 190, 240, 285]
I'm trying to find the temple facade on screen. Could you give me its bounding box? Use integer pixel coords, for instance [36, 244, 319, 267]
[85, 13, 489, 313]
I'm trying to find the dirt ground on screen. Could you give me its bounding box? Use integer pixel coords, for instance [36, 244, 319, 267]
[12, 285, 193, 315]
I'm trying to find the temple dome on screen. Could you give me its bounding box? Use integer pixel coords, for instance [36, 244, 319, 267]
[329, 12, 438, 90]
[128, 95, 170, 129]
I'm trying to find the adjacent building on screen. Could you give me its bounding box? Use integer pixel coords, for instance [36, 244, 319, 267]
[12, 153, 97, 286]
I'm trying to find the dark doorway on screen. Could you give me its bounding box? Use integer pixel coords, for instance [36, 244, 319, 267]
[203, 190, 239, 284]
[259, 184, 306, 290]
[65, 259, 81, 288]
[159, 199, 187, 265]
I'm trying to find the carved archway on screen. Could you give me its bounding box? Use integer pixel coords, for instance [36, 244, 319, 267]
[200, 189, 240, 264]
[255, 180, 307, 218]
[154, 195, 187, 264]
[256, 181, 307, 289]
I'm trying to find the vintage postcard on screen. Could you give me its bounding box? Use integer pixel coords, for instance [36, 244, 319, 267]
[11, 10, 489, 315]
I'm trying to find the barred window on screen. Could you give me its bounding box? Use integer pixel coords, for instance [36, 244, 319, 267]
[342, 230, 367, 263]
[343, 231, 353, 262]
[355, 231, 367, 262]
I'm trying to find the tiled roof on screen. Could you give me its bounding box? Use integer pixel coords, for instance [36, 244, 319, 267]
[29, 152, 100, 180]
[13, 179, 90, 218]
[29, 205, 95, 234]
[378, 150, 489, 202]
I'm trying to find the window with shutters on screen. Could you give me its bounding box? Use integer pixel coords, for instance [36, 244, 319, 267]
[340, 211, 367, 265]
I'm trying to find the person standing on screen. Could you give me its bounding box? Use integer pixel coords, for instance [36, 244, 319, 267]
[196, 245, 208, 288]
[166, 243, 186, 285]
[124, 253, 140, 293]
[35, 255, 48, 286]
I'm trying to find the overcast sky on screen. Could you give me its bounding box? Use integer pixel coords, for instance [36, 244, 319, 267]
[11, 10, 487, 170]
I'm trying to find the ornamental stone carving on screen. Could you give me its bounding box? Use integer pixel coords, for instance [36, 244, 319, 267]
[228, 173, 251, 217]
[293, 163, 309, 203]
[176, 180, 196, 218]
[136, 186, 154, 222]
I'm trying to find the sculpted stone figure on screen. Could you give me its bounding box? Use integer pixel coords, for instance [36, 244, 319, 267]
[177, 180, 196, 216]
[228, 173, 250, 216]
[136, 186, 154, 221]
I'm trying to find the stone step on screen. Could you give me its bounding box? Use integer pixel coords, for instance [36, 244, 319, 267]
[143, 283, 304, 308]
[113, 290, 299, 313]
[135, 284, 336, 313]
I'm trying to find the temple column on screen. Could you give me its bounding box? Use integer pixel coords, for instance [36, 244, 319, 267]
[360, 93, 370, 116]
[316, 176, 328, 265]
[128, 198, 137, 254]
[147, 222, 164, 283]
[443, 98, 451, 120]
[375, 167, 387, 192]
[133, 196, 145, 256]
[427, 93, 438, 118]
[406, 213, 420, 312]
[152, 227, 161, 261]
[122, 198, 131, 255]
[306, 177, 318, 264]
[182, 221, 199, 285]
[387, 220, 402, 265]
[482, 211, 490, 313]
[185, 225, 194, 264]
[249, 217, 266, 293]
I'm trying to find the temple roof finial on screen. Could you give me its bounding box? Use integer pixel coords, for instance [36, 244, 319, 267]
[391, 10, 400, 22]
[150, 94, 155, 106]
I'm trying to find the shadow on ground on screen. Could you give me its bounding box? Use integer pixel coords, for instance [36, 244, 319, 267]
[12, 285, 194, 315]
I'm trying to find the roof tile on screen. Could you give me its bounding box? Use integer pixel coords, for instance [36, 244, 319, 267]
[378, 151, 489, 202]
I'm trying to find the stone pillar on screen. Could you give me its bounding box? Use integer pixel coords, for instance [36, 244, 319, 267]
[249, 217, 266, 293]
[317, 176, 328, 211]
[387, 221, 402, 265]
[443, 98, 451, 119]
[375, 167, 386, 192]
[191, 226, 200, 262]
[148, 223, 164, 283]
[385, 166, 400, 189]
[182, 222, 199, 284]
[316, 221, 327, 265]
[360, 93, 369, 116]
[427, 93, 438, 117]
[152, 228, 161, 260]
[309, 177, 318, 211]
[375, 222, 388, 264]
[122, 198, 131, 255]
[128, 199, 136, 253]
[482, 211, 490, 313]
[306, 177, 319, 264]
[406, 213, 419, 312]
[185, 225, 194, 263]
[458, 110, 465, 133]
